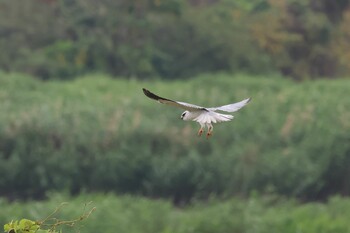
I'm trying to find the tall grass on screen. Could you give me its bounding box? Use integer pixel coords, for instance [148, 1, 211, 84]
[1, 194, 350, 233]
[0, 72, 349, 201]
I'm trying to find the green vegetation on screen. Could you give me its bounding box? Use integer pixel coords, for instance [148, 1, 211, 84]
[2, 1, 350, 230]
[2, 198, 95, 233]
[4, 219, 41, 233]
[2, 194, 350, 233]
[1, 0, 350, 80]
[0, 72, 349, 202]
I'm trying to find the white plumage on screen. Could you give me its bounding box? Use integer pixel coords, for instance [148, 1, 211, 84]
[143, 88, 251, 138]
[194, 112, 233, 124]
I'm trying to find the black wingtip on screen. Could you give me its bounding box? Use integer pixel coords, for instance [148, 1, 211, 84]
[142, 88, 153, 98]
[142, 88, 175, 103]
[142, 88, 149, 95]
[142, 88, 161, 101]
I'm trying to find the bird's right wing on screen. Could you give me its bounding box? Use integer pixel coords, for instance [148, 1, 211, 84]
[208, 97, 251, 113]
[142, 88, 207, 112]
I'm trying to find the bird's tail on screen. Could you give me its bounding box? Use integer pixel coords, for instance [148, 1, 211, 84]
[215, 113, 234, 122]
[194, 112, 234, 124]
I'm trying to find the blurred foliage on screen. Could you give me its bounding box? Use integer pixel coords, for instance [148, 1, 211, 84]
[1, 194, 350, 233]
[2, 201, 95, 233]
[1, 0, 350, 80]
[250, 0, 350, 79]
[0, 72, 349, 203]
[4, 219, 41, 233]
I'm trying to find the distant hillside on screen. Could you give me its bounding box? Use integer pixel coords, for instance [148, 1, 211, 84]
[1, 0, 350, 79]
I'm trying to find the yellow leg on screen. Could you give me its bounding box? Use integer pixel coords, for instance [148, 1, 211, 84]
[206, 131, 212, 139]
[206, 124, 213, 139]
[198, 128, 204, 136]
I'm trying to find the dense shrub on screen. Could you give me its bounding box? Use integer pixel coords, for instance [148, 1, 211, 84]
[0, 73, 349, 202]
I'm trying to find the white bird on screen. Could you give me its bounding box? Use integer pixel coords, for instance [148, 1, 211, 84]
[143, 88, 251, 138]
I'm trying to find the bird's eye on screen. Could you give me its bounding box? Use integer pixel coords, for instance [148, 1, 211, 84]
[181, 112, 186, 117]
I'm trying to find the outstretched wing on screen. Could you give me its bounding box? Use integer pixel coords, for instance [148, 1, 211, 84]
[142, 88, 207, 112]
[208, 97, 251, 113]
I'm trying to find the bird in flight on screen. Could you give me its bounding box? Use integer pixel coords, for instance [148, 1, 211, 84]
[142, 88, 251, 138]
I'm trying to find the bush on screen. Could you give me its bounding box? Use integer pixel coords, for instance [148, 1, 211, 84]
[0, 73, 349, 202]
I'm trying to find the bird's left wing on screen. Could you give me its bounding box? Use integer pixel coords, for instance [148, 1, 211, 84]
[143, 88, 206, 111]
[208, 97, 251, 113]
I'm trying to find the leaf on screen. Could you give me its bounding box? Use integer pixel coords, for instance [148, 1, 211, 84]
[4, 220, 18, 233]
[18, 219, 40, 232]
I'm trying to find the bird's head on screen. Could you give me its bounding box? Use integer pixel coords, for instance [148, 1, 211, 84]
[180, 111, 190, 121]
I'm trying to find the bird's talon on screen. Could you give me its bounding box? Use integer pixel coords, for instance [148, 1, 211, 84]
[206, 132, 212, 139]
[198, 129, 203, 136]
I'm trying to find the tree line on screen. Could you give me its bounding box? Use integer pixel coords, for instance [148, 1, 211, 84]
[0, 0, 350, 80]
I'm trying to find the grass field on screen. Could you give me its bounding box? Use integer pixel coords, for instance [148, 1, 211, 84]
[0, 72, 349, 201]
[0, 72, 350, 232]
[1, 193, 350, 233]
